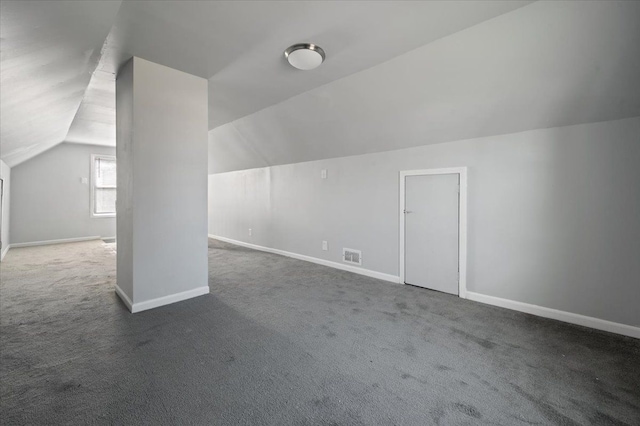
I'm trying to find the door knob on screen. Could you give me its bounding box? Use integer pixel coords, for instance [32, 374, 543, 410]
[404, 210, 413, 214]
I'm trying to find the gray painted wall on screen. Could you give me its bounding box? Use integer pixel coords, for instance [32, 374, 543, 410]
[117, 57, 208, 305]
[209, 117, 640, 327]
[116, 59, 134, 300]
[10, 143, 116, 245]
[0, 159, 10, 258]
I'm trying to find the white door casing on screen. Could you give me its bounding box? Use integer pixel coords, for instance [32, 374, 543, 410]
[399, 168, 467, 298]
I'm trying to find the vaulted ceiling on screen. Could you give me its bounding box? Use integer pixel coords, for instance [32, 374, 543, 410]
[0, 0, 530, 166]
[209, 0, 640, 173]
[0, 0, 121, 166]
[2, 1, 639, 171]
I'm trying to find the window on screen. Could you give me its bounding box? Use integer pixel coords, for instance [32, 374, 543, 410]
[91, 155, 116, 217]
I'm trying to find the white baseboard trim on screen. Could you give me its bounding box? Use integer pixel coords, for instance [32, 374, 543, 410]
[209, 235, 638, 339]
[10, 236, 102, 248]
[466, 291, 640, 339]
[114, 284, 134, 311]
[116, 285, 210, 314]
[1, 244, 10, 261]
[209, 234, 401, 284]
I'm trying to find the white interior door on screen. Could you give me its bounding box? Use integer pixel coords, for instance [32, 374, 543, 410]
[404, 174, 459, 295]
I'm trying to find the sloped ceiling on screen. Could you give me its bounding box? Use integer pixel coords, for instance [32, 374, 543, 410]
[209, 0, 640, 173]
[3, 1, 639, 172]
[93, 0, 532, 128]
[65, 70, 115, 147]
[1, 0, 530, 166]
[0, 0, 121, 166]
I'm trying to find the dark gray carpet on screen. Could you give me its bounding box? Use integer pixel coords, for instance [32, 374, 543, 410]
[0, 239, 638, 425]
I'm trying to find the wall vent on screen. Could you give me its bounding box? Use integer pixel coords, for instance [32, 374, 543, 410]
[343, 248, 362, 266]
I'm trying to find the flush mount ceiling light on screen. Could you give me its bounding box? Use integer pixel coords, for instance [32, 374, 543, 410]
[284, 43, 326, 70]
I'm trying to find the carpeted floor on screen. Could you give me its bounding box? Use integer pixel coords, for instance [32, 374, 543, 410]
[0, 239, 638, 425]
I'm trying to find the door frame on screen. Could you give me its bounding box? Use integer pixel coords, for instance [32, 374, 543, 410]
[399, 167, 467, 298]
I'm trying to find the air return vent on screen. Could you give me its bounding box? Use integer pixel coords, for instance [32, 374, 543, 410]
[343, 248, 362, 266]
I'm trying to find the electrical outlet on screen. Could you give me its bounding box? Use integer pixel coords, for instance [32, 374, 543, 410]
[248, 228, 252, 236]
[321, 169, 328, 179]
[322, 241, 328, 251]
[80, 177, 88, 184]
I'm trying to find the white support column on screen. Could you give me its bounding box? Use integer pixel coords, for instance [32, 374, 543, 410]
[116, 57, 209, 313]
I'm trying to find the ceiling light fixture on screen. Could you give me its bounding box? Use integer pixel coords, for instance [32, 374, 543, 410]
[284, 43, 326, 70]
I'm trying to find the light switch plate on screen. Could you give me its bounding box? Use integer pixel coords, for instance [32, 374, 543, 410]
[321, 169, 327, 179]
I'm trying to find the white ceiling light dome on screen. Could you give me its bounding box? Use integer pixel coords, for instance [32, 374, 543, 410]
[284, 43, 326, 70]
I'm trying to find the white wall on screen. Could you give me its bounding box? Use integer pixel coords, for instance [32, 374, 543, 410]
[117, 57, 209, 309]
[209, 117, 640, 328]
[0, 160, 10, 260]
[116, 58, 135, 302]
[10, 143, 116, 245]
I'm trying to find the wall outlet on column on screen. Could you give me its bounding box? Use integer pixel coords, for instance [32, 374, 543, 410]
[248, 228, 252, 236]
[322, 240, 328, 251]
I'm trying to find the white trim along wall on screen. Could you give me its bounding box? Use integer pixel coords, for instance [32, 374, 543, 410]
[1, 244, 9, 261]
[208, 234, 639, 340]
[9, 236, 102, 248]
[209, 234, 400, 284]
[2, 236, 105, 259]
[115, 284, 210, 314]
